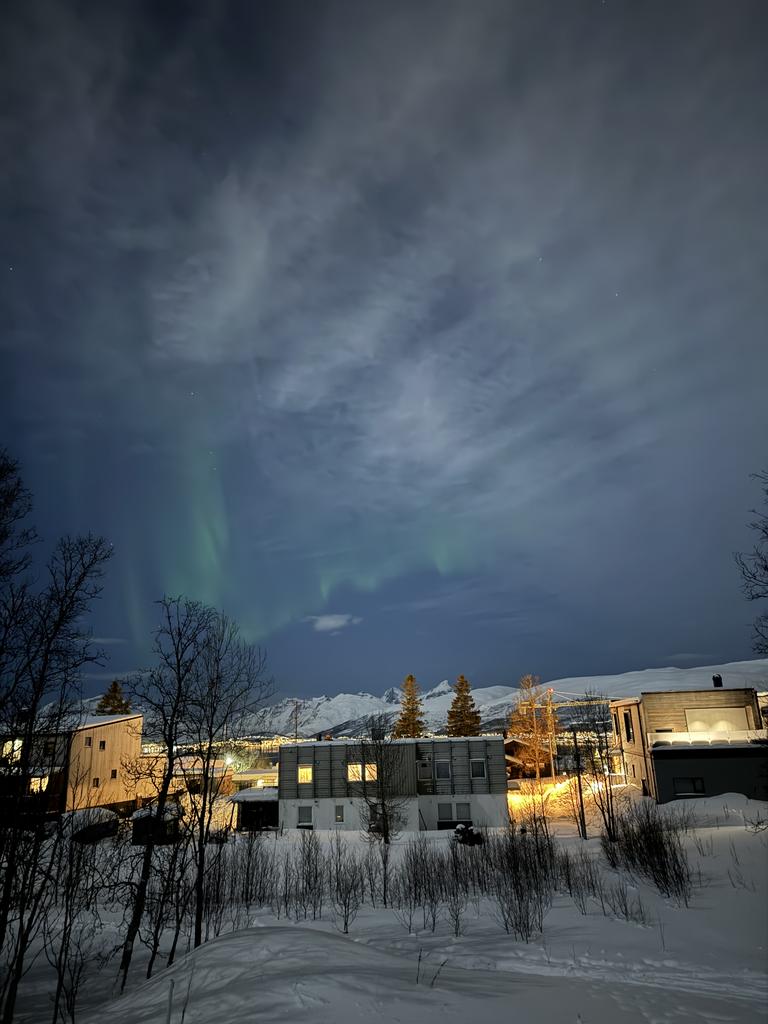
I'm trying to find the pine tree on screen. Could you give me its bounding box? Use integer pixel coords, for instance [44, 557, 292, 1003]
[446, 674, 481, 736]
[95, 679, 131, 715]
[392, 674, 426, 738]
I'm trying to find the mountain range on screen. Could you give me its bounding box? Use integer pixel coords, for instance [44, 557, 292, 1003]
[261, 658, 768, 737]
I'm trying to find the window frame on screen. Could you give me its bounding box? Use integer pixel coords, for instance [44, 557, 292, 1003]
[672, 776, 705, 796]
[110, 768, 118, 780]
[297, 765, 313, 784]
[347, 763, 363, 782]
[297, 805, 313, 825]
[455, 801, 471, 820]
[417, 760, 432, 780]
[334, 805, 344, 823]
[98, 739, 106, 751]
[470, 758, 486, 779]
[623, 710, 634, 743]
[434, 760, 451, 780]
[437, 802, 453, 820]
[84, 736, 92, 748]
[92, 777, 100, 788]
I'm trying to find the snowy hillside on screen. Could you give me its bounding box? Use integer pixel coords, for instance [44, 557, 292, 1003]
[262, 659, 768, 737]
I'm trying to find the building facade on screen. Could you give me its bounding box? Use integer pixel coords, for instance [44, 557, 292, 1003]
[278, 736, 509, 831]
[610, 687, 767, 802]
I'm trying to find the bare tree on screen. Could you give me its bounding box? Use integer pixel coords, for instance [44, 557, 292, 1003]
[118, 597, 213, 990]
[570, 693, 621, 842]
[0, 518, 111, 1024]
[735, 470, 768, 656]
[357, 715, 410, 845]
[182, 612, 272, 948]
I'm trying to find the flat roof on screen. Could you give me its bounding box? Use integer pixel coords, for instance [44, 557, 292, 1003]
[279, 734, 505, 749]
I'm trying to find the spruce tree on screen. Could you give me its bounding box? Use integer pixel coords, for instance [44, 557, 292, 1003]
[392, 674, 426, 738]
[446, 674, 481, 736]
[95, 679, 131, 715]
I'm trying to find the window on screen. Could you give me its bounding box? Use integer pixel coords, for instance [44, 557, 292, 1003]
[612, 712, 620, 736]
[297, 806, 312, 825]
[631, 764, 636, 778]
[347, 763, 377, 782]
[99, 740, 106, 751]
[470, 759, 486, 779]
[335, 805, 344, 823]
[297, 765, 313, 784]
[42, 740, 56, 760]
[110, 768, 118, 779]
[437, 802, 453, 820]
[364, 763, 377, 781]
[623, 710, 634, 743]
[435, 760, 451, 780]
[418, 761, 432, 780]
[456, 802, 471, 820]
[92, 777, 100, 788]
[84, 737, 92, 748]
[673, 777, 705, 796]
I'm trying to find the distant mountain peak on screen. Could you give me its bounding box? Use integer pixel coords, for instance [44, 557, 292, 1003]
[382, 687, 400, 704]
[423, 679, 453, 699]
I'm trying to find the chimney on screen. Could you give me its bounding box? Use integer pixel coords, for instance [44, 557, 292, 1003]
[712, 673, 723, 688]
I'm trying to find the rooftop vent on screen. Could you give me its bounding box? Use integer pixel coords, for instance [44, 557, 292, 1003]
[712, 673, 723, 688]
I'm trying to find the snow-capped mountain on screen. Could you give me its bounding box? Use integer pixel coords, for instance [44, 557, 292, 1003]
[259, 659, 768, 737]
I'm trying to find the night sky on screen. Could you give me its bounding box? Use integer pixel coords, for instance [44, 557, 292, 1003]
[2, 1, 766, 698]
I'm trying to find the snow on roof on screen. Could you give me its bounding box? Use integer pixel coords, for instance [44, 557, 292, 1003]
[279, 734, 505, 749]
[229, 786, 278, 803]
[71, 713, 142, 730]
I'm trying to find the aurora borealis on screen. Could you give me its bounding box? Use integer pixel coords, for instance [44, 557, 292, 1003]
[2, 2, 767, 695]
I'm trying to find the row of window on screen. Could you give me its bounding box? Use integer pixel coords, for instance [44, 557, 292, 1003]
[295, 801, 473, 825]
[91, 769, 118, 787]
[84, 737, 107, 750]
[296, 759, 487, 784]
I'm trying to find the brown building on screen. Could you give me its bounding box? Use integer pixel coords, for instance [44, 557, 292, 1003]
[1, 713, 152, 817]
[610, 686, 767, 802]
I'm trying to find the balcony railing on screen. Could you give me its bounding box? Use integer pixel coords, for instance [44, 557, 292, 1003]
[647, 729, 767, 747]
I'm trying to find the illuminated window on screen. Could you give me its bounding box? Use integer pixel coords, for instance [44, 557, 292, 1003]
[435, 760, 451, 780]
[297, 765, 313, 784]
[335, 805, 344, 823]
[470, 759, 486, 779]
[347, 763, 376, 781]
[29, 776, 48, 794]
[456, 802, 471, 820]
[1, 739, 22, 763]
[297, 806, 312, 825]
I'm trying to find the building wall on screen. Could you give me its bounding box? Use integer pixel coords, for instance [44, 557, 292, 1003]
[652, 746, 768, 803]
[278, 737, 507, 803]
[640, 689, 760, 734]
[278, 792, 509, 831]
[66, 717, 143, 811]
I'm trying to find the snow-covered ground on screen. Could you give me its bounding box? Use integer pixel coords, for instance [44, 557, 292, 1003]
[262, 658, 768, 735]
[31, 793, 761, 1024]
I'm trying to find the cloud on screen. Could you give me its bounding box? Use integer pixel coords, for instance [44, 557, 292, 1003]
[91, 637, 127, 646]
[305, 614, 363, 634]
[662, 653, 715, 665]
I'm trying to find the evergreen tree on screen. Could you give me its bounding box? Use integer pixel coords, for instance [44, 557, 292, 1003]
[392, 674, 426, 738]
[95, 679, 131, 715]
[446, 674, 481, 736]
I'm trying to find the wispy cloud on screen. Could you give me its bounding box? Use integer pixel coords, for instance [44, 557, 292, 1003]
[305, 614, 363, 634]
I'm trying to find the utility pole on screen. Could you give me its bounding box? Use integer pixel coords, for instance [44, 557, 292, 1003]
[546, 688, 556, 779]
[571, 726, 587, 840]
